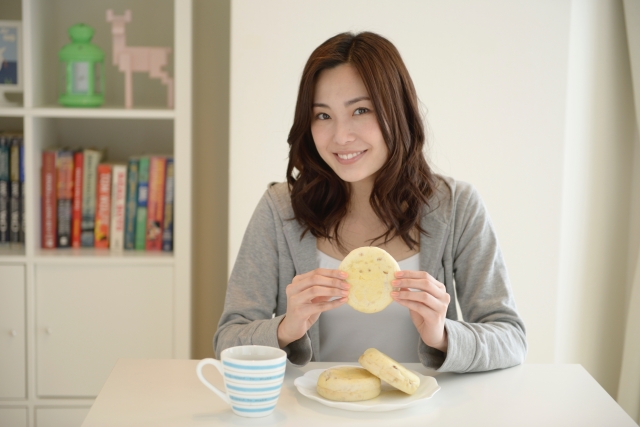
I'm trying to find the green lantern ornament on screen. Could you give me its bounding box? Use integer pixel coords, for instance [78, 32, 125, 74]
[58, 24, 105, 107]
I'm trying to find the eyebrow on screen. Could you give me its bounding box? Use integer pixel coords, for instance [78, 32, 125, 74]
[313, 96, 371, 108]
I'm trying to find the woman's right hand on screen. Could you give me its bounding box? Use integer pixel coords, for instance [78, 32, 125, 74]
[277, 268, 350, 348]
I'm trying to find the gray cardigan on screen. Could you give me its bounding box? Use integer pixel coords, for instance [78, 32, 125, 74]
[214, 175, 527, 372]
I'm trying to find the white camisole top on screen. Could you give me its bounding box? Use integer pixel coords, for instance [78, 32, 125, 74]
[317, 250, 421, 363]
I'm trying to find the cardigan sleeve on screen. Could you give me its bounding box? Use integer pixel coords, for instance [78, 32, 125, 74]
[213, 190, 313, 366]
[419, 183, 527, 372]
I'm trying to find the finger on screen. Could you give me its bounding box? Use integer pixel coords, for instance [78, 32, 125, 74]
[392, 275, 445, 293]
[391, 280, 444, 297]
[391, 289, 449, 311]
[291, 285, 349, 305]
[394, 270, 430, 280]
[295, 268, 348, 283]
[292, 274, 350, 293]
[292, 296, 348, 319]
[392, 297, 442, 321]
[315, 297, 348, 312]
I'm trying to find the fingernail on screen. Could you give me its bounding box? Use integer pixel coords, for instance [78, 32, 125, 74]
[396, 271, 404, 277]
[391, 280, 399, 286]
[340, 271, 348, 278]
[390, 292, 399, 297]
[341, 290, 349, 296]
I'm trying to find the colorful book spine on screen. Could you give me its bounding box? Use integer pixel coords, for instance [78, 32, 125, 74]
[41, 150, 57, 249]
[19, 141, 25, 243]
[0, 135, 9, 243]
[56, 150, 74, 248]
[145, 156, 166, 251]
[162, 157, 174, 252]
[94, 164, 112, 249]
[134, 157, 150, 250]
[71, 151, 84, 248]
[9, 137, 21, 243]
[109, 164, 127, 251]
[80, 149, 102, 247]
[124, 158, 139, 250]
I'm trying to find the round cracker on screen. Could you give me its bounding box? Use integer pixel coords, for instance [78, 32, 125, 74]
[358, 348, 421, 395]
[316, 366, 381, 402]
[339, 246, 400, 313]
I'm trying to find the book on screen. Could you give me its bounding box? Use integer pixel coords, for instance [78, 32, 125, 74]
[71, 150, 84, 248]
[0, 134, 9, 243]
[56, 150, 74, 248]
[162, 157, 174, 252]
[123, 158, 139, 250]
[19, 140, 25, 243]
[109, 164, 127, 251]
[134, 157, 150, 250]
[94, 164, 112, 249]
[145, 156, 166, 251]
[41, 150, 57, 249]
[9, 136, 21, 243]
[80, 149, 102, 247]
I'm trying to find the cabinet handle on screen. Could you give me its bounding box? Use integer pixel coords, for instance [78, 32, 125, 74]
[10, 329, 17, 337]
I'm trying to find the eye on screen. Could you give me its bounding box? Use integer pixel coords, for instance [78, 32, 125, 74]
[315, 112, 330, 120]
[354, 107, 370, 116]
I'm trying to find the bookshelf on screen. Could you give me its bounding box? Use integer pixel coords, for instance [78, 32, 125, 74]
[0, 1, 192, 426]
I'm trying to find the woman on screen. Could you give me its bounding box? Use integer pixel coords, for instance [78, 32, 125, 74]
[214, 32, 527, 372]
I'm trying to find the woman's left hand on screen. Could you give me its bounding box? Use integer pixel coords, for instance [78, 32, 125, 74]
[390, 270, 450, 353]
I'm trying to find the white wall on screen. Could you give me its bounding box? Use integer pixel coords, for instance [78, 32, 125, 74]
[227, 0, 636, 396]
[555, 0, 636, 396]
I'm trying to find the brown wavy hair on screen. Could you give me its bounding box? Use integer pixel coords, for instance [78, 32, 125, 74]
[286, 32, 437, 252]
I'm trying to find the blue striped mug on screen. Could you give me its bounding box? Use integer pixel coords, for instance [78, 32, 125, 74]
[196, 345, 287, 417]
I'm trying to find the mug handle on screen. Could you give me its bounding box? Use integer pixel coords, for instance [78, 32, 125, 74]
[196, 358, 231, 405]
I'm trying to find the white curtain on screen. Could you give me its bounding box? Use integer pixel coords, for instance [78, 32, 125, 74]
[618, 0, 640, 423]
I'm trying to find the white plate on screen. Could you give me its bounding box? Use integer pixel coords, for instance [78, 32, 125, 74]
[293, 365, 440, 412]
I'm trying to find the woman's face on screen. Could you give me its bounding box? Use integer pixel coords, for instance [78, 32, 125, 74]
[311, 64, 388, 186]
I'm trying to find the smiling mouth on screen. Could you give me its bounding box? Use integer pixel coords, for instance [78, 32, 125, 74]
[336, 151, 365, 160]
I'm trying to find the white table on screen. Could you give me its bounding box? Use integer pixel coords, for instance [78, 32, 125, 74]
[81, 359, 637, 427]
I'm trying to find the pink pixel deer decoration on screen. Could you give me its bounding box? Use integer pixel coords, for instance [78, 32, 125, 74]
[106, 9, 174, 109]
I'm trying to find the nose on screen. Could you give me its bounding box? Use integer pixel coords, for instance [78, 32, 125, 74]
[333, 118, 355, 145]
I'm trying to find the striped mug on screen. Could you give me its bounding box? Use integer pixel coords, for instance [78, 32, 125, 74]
[196, 345, 287, 417]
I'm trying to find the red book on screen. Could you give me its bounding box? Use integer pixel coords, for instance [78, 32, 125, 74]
[41, 150, 57, 249]
[94, 164, 112, 249]
[145, 156, 166, 250]
[71, 151, 84, 248]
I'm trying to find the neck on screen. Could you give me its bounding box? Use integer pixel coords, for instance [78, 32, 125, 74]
[347, 176, 376, 218]
[111, 33, 126, 65]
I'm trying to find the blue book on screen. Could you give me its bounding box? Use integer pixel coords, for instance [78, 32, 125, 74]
[9, 136, 21, 243]
[134, 157, 150, 250]
[19, 140, 25, 243]
[161, 157, 174, 252]
[0, 134, 9, 243]
[124, 158, 139, 250]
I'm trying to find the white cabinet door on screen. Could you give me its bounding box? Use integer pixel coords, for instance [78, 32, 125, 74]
[36, 407, 90, 427]
[0, 407, 28, 427]
[35, 264, 173, 397]
[0, 264, 26, 399]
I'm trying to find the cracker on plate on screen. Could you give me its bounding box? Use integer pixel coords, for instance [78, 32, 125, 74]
[359, 348, 421, 395]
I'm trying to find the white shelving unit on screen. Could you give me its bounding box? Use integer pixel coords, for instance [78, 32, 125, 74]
[0, 1, 192, 426]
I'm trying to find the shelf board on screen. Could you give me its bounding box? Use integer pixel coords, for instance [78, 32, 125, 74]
[30, 106, 176, 120]
[0, 107, 26, 117]
[0, 243, 26, 262]
[34, 248, 174, 265]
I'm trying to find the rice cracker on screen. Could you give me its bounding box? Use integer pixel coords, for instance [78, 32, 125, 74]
[339, 246, 400, 313]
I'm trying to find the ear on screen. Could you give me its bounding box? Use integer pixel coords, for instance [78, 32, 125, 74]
[106, 9, 114, 21]
[124, 9, 132, 22]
